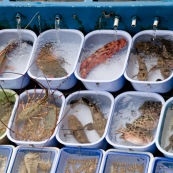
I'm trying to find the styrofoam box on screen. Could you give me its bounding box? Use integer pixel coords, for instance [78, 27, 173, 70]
[56, 147, 104, 173]
[149, 157, 173, 173]
[74, 30, 132, 92]
[56, 90, 114, 149]
[155, 97, 173, 158]
[28, 29, 84, 90]
[124, 30, 173, 93]
[99, 149, 153, 173]
[0, 29, 37, 89]
[0, 145, 15, 173]
[8, 146, 59, 173]
[7, 89, 65, 147]
[106, 91, 165, 153]
[0, 89, 18, 144]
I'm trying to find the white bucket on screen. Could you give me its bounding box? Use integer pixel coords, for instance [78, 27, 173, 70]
[28, 29, 84, 90]
[56, 147, 104, 173]
[106, 91, 165, 153]
[0, 89, 18, 144]
[74, 30, 132, 92]
[149, 157, 173, 173]
[56, 90, 114, 149]
[155, 97, 173, 158]
[124, 30, 173, 93]
[7, 146, 59, 173]
[0, 29, 37, 89]
[0, 145, 15, 173]
[99, 149, 153, 173]
[7, 89, 65, 147]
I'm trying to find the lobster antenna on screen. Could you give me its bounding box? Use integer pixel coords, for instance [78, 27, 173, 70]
[0, 85, 10, 102]
[24, 12, 40, 29]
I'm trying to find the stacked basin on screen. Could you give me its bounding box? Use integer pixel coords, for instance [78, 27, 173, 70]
[75, 30, 132, 92]
[56, 147, 103, 173]
[0, 145, 14, 173]
[124, 30, 173, 93]
[106, 91, 165, 153]
[56, 90, 114, 149]
[8, 146, 59, 173]
[7, 89, 65, 147]
[0, 29, 37, 89]
[99, 149, 153, 173]
[28, 29, 84, 90]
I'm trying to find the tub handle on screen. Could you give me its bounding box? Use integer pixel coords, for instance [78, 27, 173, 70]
[0, 80, 4, 85]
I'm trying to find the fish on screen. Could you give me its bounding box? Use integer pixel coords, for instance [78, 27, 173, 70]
[80, 38, 127, 78]
[117, 123, 153, 145]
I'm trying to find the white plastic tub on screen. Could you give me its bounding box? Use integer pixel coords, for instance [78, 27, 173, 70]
[155, 97, 173, 158]
[0, 29, 37, 89]
[74, 30, 132, 92]
[106, 91, 165, 153]
[7, 89, 65, 147]
[8, 146, 59, 173]
[56, 90, 114, 149]
[56, 147, 104, 173]
[28, 29, 84, 90]
[0, 145, 15, 173]
[0, 89, 18, 144]
[149, 157, 173, 173]
[99, 149, 153, 173]
[124, 30, 173, 93]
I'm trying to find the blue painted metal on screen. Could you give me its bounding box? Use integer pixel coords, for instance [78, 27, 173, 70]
[0, 0, 173, 34]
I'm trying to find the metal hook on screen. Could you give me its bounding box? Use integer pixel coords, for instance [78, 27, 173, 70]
[102, 11, 114, 19]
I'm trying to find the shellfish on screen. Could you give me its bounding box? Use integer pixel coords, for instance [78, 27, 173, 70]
[0, 40, 18, 74]
[68, 115, 90, 143]
[70, 97, 107, 137]
[89, 100, 107, 137]
[18, 152, 52, 173]
[133, 37, 173, 80]
[14, 89, 60, 141]
[24, 152, 40, 173]
[0, 155, 7, 173]
[0, 91, 15, 136]
[36, 42, 68, 78]
[133, 55, 148, 81]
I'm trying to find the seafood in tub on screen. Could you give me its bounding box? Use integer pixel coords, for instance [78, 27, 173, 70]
[150, 157, 173, 173]
[125, 30, 173, 83]
[28, 29, 84, 90]
[8, 146, 58, 173]
[100, 149, 153, 173]
[106, 91, 164, 152]
[56, 90, 114, 148]
[56, 147, 103, 173]
[75, 30, 132, 92]
[155, 97, 173, 158]
[7, 89, 65, 146]
[0, 29, 37, 89]
[0, 145, 14, 173]
[0, 89, 18, 144]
